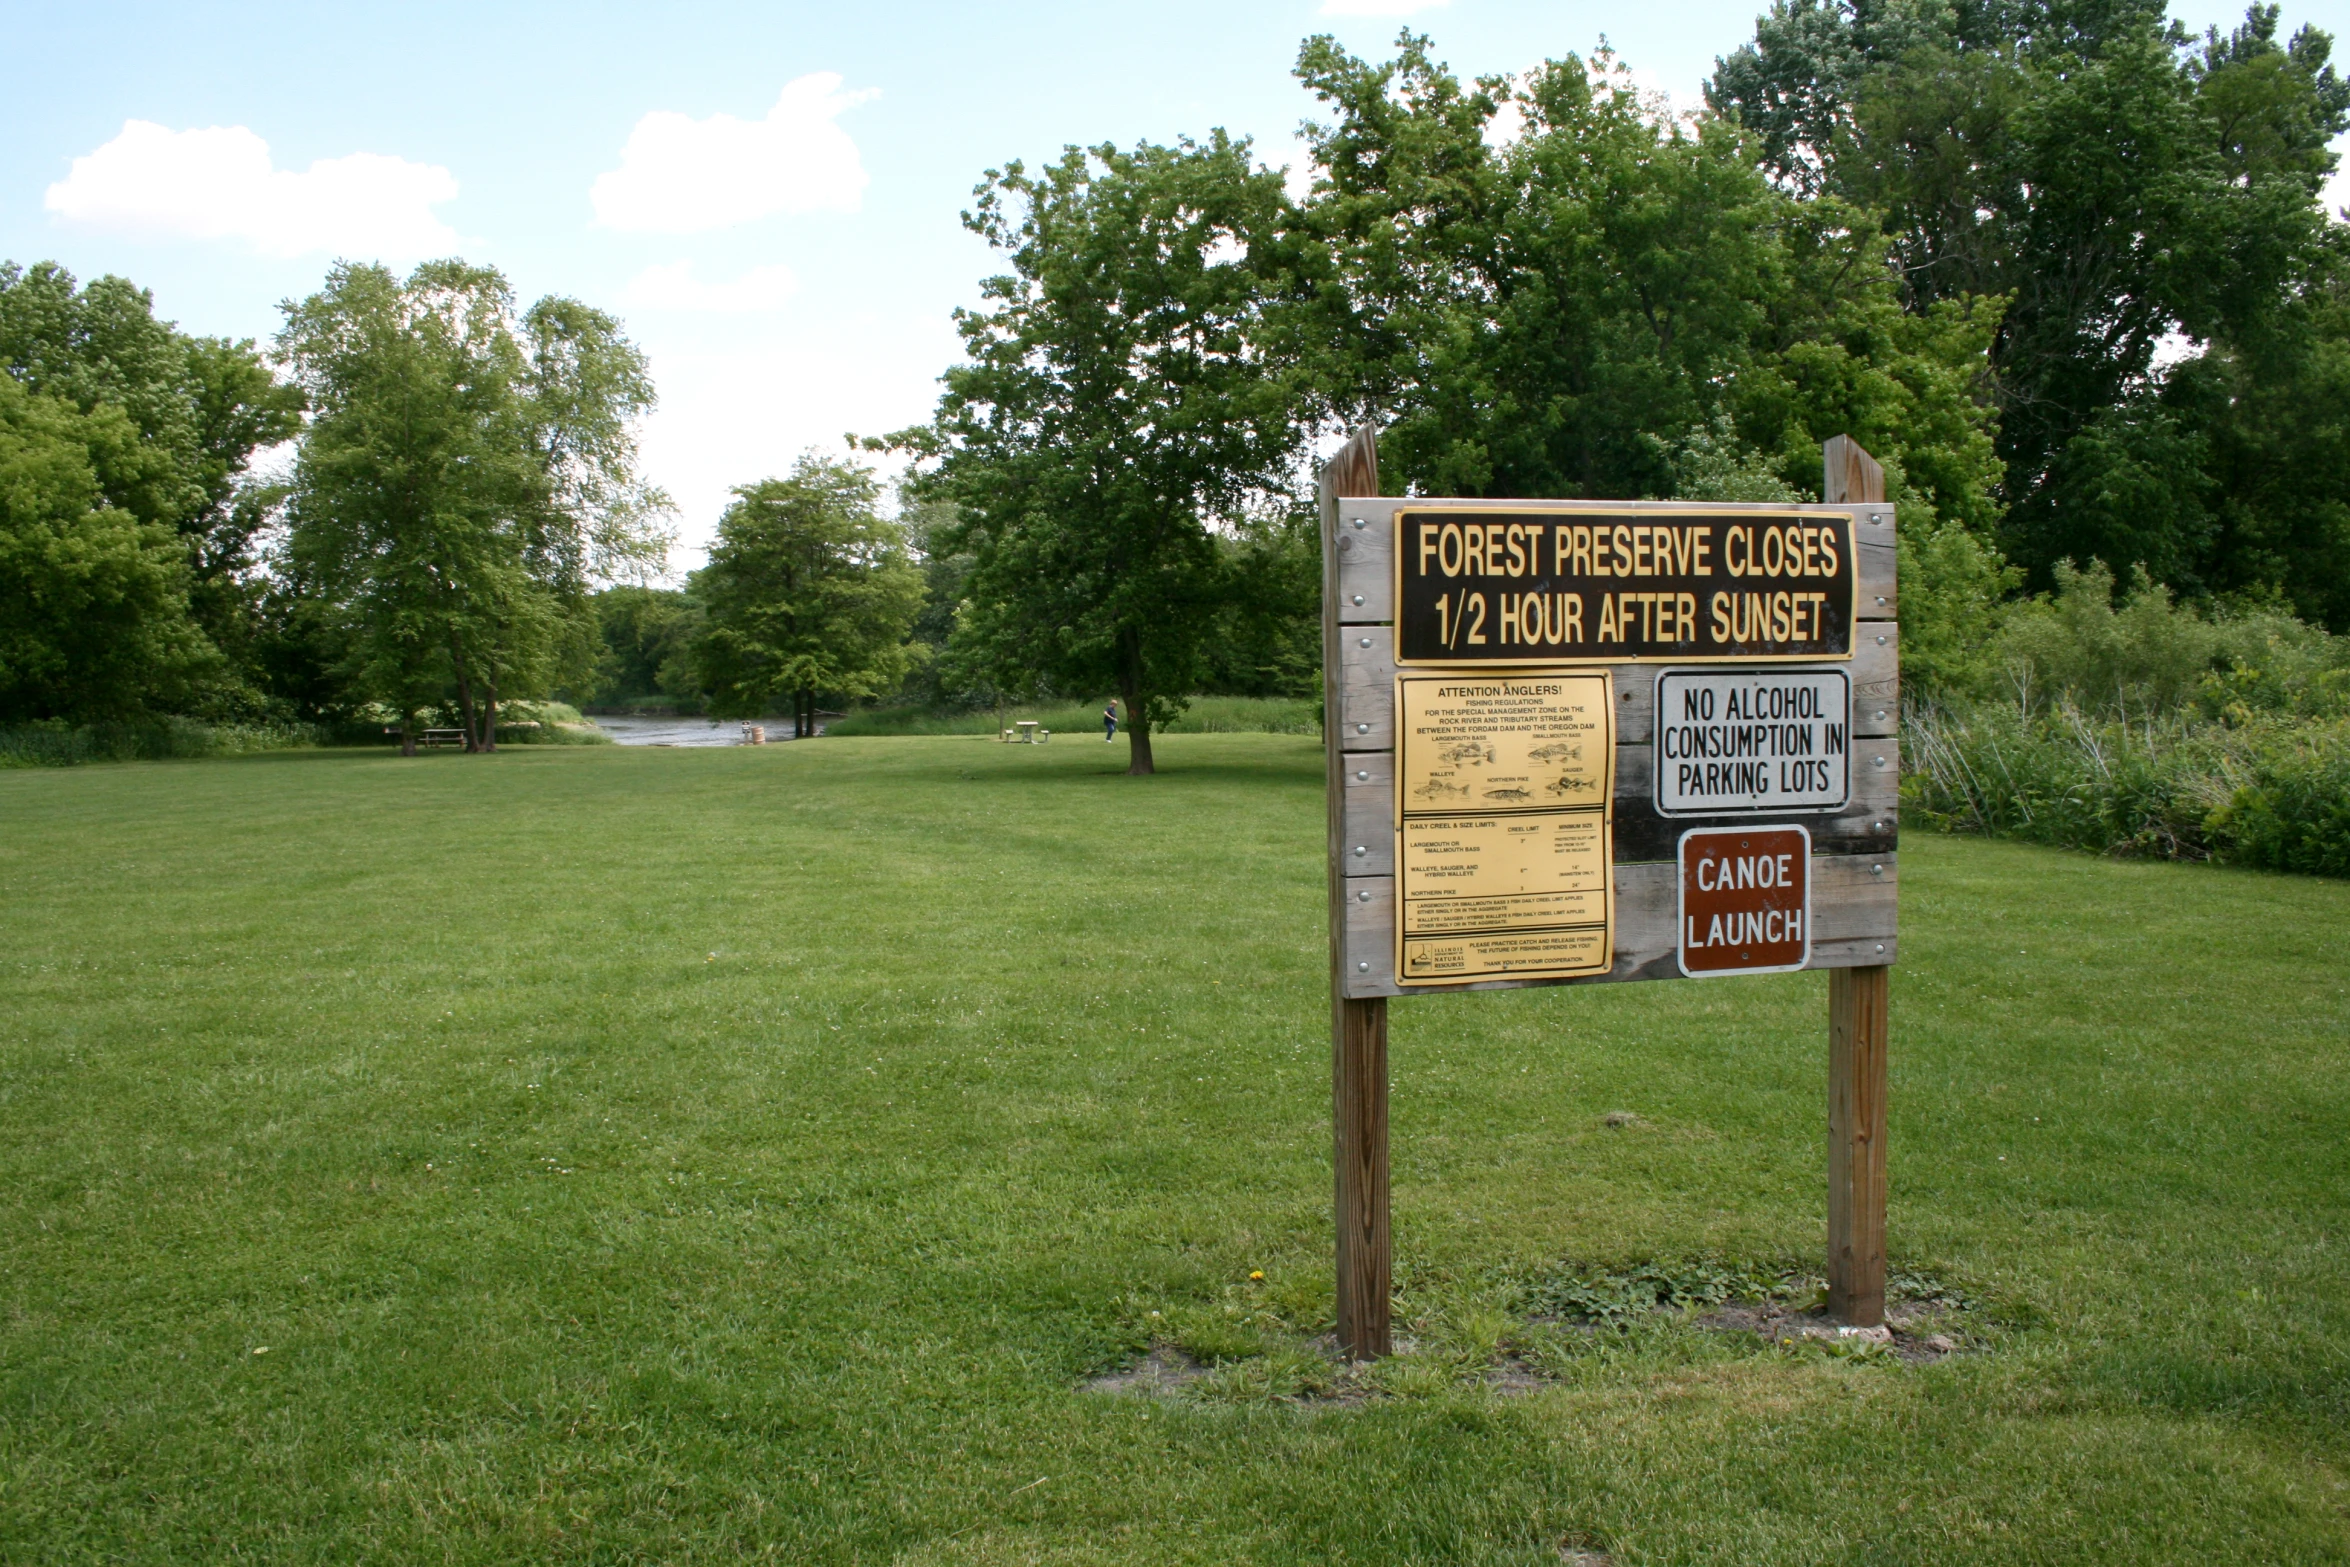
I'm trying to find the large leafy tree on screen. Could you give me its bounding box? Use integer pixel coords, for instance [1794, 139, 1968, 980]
[894, 134, 1304, 774]
[0, 376, 217, 721]
[278, 261, 663, 753]
[0, 261, 302, 705]
[1288, 35, 2008, 690]
[692, 455, 924, 734]
[1709, 2, 2350, 610]
[1290, 36, 2003, 531]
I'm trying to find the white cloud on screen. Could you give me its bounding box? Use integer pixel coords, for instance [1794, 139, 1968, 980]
[591, 74, 879, 234]
[1318, 0, 1450, 14]
[631, 310, 961, 567]
[45, 120, 458, 259]
[625, 261, 800, 313]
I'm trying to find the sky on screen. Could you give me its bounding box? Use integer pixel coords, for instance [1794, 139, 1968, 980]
[5, 0, 2345, 570]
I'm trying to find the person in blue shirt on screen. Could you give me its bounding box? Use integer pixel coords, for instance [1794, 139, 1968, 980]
[1103, 699, 1118, 743]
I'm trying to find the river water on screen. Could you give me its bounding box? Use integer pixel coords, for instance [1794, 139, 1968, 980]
[589, 714, 812, 747]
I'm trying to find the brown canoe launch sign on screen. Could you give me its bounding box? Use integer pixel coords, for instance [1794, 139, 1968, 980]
[1394, 507, 1858, 665]
[1677, 824, 1812, 977]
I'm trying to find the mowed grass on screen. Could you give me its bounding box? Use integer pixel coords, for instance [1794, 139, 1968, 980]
[1, 736, 2346, 1564]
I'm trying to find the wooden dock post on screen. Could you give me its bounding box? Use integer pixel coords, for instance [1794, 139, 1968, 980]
[1823, 434, 1891, 1327]
[1320, 426, 1391, 1360]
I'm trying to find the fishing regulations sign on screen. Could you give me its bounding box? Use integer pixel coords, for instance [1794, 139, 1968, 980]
[1393, 672, 1614, 984]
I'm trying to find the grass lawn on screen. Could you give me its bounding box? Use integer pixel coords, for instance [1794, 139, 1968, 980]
[2, 735, 2346, 1564]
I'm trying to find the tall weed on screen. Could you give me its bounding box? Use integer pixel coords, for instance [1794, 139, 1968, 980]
[1905, 699, 2350, 875]
[0, 718, 326, 769]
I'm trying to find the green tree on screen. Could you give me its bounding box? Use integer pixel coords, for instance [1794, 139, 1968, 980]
[278, 261, 664, 753]
[692, 454, 924, 735]
[586, 585, 704, 711]
[1291, 36, 2005, 536]
[1708, 3, 2350, 598]
[0, 261, 302, 704]
[893, 134, 1304, 774]
[0, 376, 216, 721]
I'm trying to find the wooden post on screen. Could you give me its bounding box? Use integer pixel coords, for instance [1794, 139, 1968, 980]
[1822, 434, 1890, 1327]
[1320, 426, 1391, 1360]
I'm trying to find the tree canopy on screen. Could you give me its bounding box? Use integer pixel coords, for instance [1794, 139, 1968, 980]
[693, 455, 925, 733]
[0, 262, 301, 720]
[891, 134, 1307, 773]
[1710, 1, 2350, 621]
[277, 260, 665, 751]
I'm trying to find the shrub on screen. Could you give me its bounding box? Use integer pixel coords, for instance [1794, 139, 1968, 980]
[0, 718, 324, 768]
[2207, 747, 2350, 878]
[1904, 698, 2350, 876]
[1993, 562, 2350, 720]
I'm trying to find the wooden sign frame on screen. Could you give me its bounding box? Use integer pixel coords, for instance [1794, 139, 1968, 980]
[1319, 429, 1897, 1359]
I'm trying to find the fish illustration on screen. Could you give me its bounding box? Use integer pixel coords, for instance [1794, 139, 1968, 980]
[1413, 778, 1470, 801]
[1527, 742, 1582, 764]
[1438, 742, 1494, 766]
[1547, 773, 1597, 796]
[1483, 785, 1534, 801]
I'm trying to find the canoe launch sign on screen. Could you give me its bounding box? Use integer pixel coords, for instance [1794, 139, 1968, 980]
[1394, 507, 1857, 665]
[1653, 669, 1851, 816]
[1677, 824, 1813, 978]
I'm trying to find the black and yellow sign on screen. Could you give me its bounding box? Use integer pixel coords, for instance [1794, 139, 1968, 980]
[1394, 672, 1614, 984]
[1394, 507, 1857, 665]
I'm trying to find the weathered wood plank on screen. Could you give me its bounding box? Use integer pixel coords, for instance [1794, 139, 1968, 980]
[1338, 853, 1900, 998]
[1319, 426, 1392, 1362]
[1612, 738, 1901, 862]
[1823, 432, 1892, 1331]
[1340, 751, 1394, 876]
[1828, 962, 1890, 1325]
[1336, 624, 1396, 752]
[1334, 499, 1897, 624]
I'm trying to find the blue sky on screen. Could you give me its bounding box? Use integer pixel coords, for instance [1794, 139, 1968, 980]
[4, 0, 2342, 566]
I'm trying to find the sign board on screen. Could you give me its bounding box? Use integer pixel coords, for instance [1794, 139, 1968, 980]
[1394, 507, 1858, 665]
[1393, 672, 1614, 984]
[1325, 494, 1900, 999]
[1653, 669, 1851, 816]
[1319, 433, 1902, 1363]
[1677, 825, 1812, 977]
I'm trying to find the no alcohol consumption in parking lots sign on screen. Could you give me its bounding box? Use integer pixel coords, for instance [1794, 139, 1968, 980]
[1653, 669, 1851, 816]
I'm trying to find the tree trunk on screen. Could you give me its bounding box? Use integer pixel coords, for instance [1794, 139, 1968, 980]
[449, 637, 479, 753]
[478, 678, 498, 753]
[1121, 675, 1153, 776]
[400, 711, 418, 757]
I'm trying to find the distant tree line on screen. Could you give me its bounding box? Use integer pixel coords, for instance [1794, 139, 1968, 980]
[5, 4, 2344, 765]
